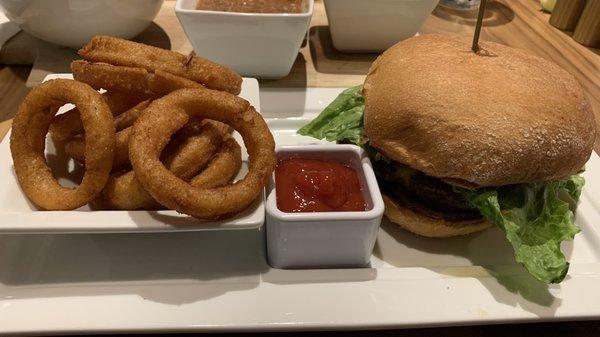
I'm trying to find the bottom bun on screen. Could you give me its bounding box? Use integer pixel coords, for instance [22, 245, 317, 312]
[382, 193, 492, 238]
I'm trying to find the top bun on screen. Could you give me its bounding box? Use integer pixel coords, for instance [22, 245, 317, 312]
[363, 34, 596, 187]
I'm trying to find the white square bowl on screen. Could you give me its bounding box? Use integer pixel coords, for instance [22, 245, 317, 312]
[266, 144, 385, 269]
[175, 0, 314, 79]
[324, 0, 440, 52]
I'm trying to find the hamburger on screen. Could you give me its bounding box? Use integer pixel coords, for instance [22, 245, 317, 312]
[298, 34, 597, 284]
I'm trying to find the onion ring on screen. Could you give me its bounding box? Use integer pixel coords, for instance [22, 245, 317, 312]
[65, 105, 215, 169]
[65, 127, 131, 168]
[71, 61, 203, 97]
[113, 100, 151, 131]
[160, 119, 233, 154]
[96, 122, 233, 210]
[10, 79, 115, 210]
[190, 137, 242, 188]
[79, 36, 242, 94]
[162, 121, 227, 180]
[49, 91, 146, 144]
[94, 170, 155, 210]
[129, 88, 275, 219]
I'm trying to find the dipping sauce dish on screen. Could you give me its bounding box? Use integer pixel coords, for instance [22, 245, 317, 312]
[266, 144, 384, 269]
[175, 0, 313, 79]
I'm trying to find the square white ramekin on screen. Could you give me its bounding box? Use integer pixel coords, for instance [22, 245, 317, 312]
[266, 144, 384, 269]
[324, 0, 439, 52]
[175, 0, 313, 79]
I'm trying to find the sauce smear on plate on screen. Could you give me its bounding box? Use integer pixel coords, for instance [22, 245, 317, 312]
[276, 158, 367, 213]
[196, 0, 304, 13]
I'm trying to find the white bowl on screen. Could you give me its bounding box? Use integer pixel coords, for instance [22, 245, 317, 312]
[0, 0, 164, 49]
[175, 0, 313, 79]
[266, 145, 385, 269]
[324, 0, 440, 52]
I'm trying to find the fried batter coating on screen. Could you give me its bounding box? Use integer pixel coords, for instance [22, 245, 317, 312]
[190, 137, 242, 188]
[49, 91, 146, 144]
[65, 127, 131, 169]
[129, 88, 275, 219]
[10, 79, 115, 210]
[96, 122, 236, 210]
[71, 61, 203, 97]
[79, 36, 242, 94]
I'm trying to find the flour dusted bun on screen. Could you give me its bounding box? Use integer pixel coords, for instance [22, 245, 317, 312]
[363, 34, 596, 188]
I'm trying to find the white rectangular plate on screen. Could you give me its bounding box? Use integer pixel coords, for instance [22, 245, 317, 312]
[0, 75, 264, 233]
[1, 87, 599, 334]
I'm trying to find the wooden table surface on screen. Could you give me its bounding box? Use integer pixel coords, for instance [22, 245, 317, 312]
[0, 0, 599, 334]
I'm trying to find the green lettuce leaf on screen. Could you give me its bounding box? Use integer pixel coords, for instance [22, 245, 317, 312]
[461, 175, 584, 284]
[297, 85, 365, 145]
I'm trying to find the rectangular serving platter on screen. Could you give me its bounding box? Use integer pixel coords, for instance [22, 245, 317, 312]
[0, 75, 264, 233]
[0, 86, 599, 334]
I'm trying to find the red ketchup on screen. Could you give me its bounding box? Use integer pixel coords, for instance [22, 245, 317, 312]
[275, 158, 367, 213]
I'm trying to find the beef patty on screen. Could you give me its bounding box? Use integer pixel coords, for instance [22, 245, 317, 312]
[372, 160, 482, 221]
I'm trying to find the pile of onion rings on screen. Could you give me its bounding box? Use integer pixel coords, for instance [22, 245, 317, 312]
[10, 36, 275, 220]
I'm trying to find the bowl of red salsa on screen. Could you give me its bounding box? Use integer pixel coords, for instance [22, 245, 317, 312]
[175, 0, 313, 78]
[266, 144, 384, 269]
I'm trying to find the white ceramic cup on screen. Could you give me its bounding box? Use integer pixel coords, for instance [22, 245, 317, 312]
[324, 0, 440, 52]
[0, 0, 164, 48]
[266, 145, 385, 269]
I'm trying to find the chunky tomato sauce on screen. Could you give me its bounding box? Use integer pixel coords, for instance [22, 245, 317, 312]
[196, 0, 304, 13]
[275, 158, 367, 213]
